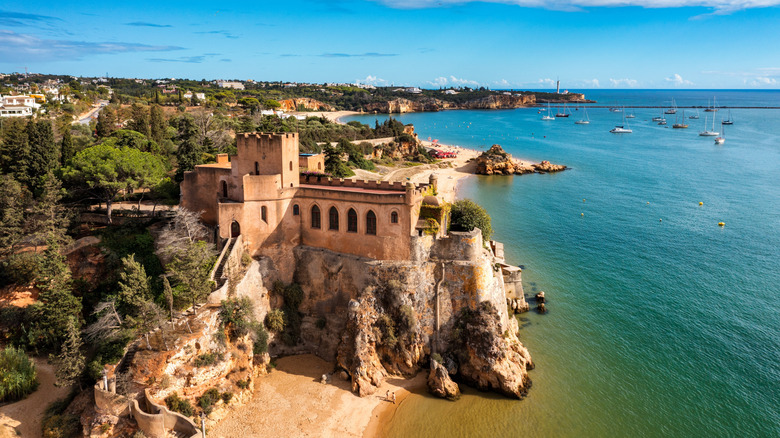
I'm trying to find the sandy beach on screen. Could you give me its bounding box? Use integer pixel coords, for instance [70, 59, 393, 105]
[209, 354, 425, 438]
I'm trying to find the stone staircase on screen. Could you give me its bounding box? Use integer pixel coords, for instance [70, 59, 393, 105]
[212, 237, 237, 289]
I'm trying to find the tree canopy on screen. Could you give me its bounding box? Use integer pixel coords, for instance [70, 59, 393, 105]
[450, 199, 493, 242]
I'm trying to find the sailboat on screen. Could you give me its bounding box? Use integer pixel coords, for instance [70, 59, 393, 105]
[555, 103, 571, 118]
[689, 108, 700, 119]
[651, 109, 666, 123]
[722, 110, 734, 125]
[672, 110, 689, 129]
[699, 115, 719, 136]
[715, 123, 725, 144]
[704, 97, 719, 112]
[665, 99, 677, 114]
[625, 107, 636, 118]
[575, 106, 590, 124]
[541, 103, 555, 121]
[610, 112, 632, 133]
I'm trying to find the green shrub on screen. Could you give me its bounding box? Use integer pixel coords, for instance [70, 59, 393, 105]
[198, 387, 221, 415]
[253, 324, 268, 355]
[0, 346, 39, 402]
[450, 199, 493, 241]
[42, 413, 80, 438]
[236, 379, 250, 389]
[193, 351, 224, 367]
[431, 352, 443, 364]
[221, 391, 233, 404]
[241, 252, 252, 266]
[0, 252, 41, 286]
[264, 309, 285, 333]
[164, 393, 194, 417]
[376, 314, 397, 349]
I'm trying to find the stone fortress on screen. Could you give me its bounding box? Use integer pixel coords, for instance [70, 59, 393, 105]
[181, 132, 447, 269]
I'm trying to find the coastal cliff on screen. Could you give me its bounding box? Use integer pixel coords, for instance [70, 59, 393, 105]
[278, 97, 333, 112]
[475, 144, 567, 175]
[363, 94, 537, 113]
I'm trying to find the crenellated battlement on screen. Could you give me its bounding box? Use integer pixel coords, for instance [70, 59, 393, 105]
[299, 174, 431, 195]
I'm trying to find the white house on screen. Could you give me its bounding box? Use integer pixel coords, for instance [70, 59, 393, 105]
[0, 95, 37, 117]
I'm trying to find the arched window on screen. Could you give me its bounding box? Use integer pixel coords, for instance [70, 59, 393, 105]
[254, 161, 259, 175]
[230, 221, 240, 238]
[318, 162, 322, 170]
[261, 206, 267, 222]
[390, 211, 399, 224]
[293, 204, 300, 216]
[311, 205, 321, 229]
[366, 210, 377, 235]
[347, 208, 358, 233]
[221, 180, 228, 198]
[329, 207, 339, 230]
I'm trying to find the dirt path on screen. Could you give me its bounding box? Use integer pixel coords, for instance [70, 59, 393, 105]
[0, 358, 72, 438]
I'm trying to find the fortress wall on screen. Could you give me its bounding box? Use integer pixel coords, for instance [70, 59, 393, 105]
[181, 166, 231, 226]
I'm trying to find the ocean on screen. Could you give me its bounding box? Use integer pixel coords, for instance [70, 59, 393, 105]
[343, 90, 780, 437]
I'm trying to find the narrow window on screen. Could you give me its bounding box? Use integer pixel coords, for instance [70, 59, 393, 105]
[254, 161, 259, 175]
[221, 180, 228, 198]
[261, 206, 267, 222]
[311, 205, 321, 229]
[366, 210, 377, 235]
[289, 161, 293, 171]
[347, 208, 358, 233]
[329, 207, 339, 230]
[293, 204, 300, 216]
[391, 211, 399, 224]
[318, 162, 322, 170]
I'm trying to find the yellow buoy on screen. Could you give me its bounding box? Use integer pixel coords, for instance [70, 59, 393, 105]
[647, 202, 650, 204]
[718, 222, 725, 226]
[581, 213, 584, 216]
[583, 199, 586, 202]
[699, 202, 703, 206]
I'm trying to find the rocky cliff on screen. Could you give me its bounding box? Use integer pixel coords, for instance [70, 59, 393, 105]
[475, 144, 567, 175]
[278, 97, 333, 112]
[363, 94, 537, 114]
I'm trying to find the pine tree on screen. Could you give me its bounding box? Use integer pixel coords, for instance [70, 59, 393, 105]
[175, 115, 202, 181]
[29, 172, 71, 248]
[35, 239, 82, 348]
[117, 254, 152, 316]
[95, 107, 115, 138]
[60, 127, 74, 166]
[0, 175, 26, 257]
[129, 103, 151, 138]
[50, 316, 85, 388]
[163, 276, 174, 321]
[26, 120, 58, 195]
[150, 104, 166, 145]
[0, 117, 30, 186]
[166, 240, 213, 314]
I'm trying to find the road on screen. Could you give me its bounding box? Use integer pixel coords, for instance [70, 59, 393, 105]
[75, 99, 108, 125]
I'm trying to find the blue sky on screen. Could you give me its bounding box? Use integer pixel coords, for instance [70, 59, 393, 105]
[2, 0, 780, 89]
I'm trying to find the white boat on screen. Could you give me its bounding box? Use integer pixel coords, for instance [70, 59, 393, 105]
[575, 106, 590, 124]
[715, 122, 726, 144]
[699, 115, 719, 136]
[665, 99, 677, 114]
[610, 112, 632, 133]
[625, 107, 636, 118]
[541, 103, 555, 120]
[689, 108, 700, 119]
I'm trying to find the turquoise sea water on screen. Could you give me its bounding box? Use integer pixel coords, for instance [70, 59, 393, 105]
[344, 90, 780, 437]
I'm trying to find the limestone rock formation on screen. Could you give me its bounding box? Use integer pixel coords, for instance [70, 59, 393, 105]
[277, 97, 333, 112]
[336, 297, 387, 397]
[450, 302, 534, 399]
[427, 359, 460, 400]
[475, 145, 567, 176]
[363, 94, 537, 114]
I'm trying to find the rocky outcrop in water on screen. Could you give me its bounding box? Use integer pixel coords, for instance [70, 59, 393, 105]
[428, 359, 460, 400]
[450, 302, 534, 398]
[475, 145, 567, 176]
[362, 94, 537, 114]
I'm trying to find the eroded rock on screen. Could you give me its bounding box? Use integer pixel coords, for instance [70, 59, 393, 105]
[427, 359, 460, 400]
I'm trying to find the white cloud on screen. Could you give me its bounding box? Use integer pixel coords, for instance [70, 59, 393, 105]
[608, 78, 638, 87]
[749, 76, 777, 86]
[537, 78, 556, 87]
[581, 78, 600, 88]
[665, 73, 693, 86]
[356, 75, 388, 86]
[493, 78, 511, 87]
[427, 75, 480, 87]
[373, 0, 780, 13]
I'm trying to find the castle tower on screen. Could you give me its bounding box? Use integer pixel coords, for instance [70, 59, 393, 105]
[234, 132, 299, 190]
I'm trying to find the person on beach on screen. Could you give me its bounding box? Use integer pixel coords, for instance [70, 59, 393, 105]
[386, 390, 390, 401]
[391, 392, 396, 404]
